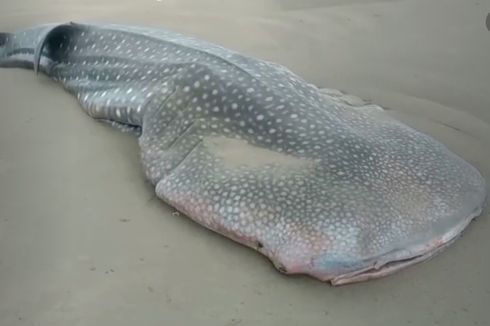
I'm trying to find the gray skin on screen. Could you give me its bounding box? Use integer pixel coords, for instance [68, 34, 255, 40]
[0, 22, 486, 285]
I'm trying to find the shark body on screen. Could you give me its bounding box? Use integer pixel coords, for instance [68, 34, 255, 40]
[0, 22, 486, 285]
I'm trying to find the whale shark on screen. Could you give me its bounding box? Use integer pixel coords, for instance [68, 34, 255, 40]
[0, 22, 486, 285]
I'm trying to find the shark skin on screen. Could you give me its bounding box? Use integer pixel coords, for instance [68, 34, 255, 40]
[0, 22, 486, 285]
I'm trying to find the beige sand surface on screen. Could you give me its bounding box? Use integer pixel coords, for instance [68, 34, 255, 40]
[0, 0, 489, 325]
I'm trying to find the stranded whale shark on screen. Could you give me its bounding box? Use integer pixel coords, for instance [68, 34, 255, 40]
[0, 22, 486, 285]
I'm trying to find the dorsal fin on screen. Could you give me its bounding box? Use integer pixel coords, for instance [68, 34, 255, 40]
[33, 22, 85, 74]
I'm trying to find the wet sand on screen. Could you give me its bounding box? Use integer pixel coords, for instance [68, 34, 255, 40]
[0, 0, 489, 325]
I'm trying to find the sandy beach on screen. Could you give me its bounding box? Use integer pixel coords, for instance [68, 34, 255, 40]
[0, 0, 489, 325]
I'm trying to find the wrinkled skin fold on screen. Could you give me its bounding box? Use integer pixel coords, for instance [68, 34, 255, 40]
[0, 22, 486, 285]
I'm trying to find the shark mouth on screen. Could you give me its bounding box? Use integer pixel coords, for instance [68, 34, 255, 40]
[327, 206, 484, 285]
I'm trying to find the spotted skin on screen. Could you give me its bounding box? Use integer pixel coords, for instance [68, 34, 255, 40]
[0, 22, 486, 284]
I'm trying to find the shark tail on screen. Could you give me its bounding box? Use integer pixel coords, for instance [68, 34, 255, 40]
[0, 30, 36, 69]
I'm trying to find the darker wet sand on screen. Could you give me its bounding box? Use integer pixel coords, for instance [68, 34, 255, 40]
[0, 1, 489, 325]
